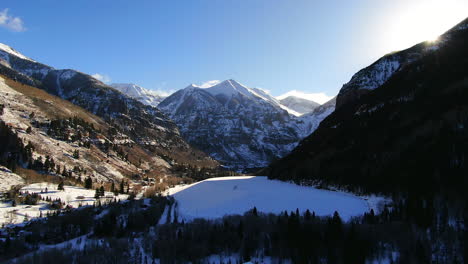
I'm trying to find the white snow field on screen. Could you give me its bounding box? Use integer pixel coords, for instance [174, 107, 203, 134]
[0, 166, 24, 192]
[167, 176, 370, 222]
[0, 182, 128, 226]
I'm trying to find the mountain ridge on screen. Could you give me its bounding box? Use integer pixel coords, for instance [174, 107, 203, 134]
[265, 17, 468, 195]
[110, 83, 166, 107]
[0, 43, 217, 170]
[279, 96, 320, 116]
[336, 17, 468, 109]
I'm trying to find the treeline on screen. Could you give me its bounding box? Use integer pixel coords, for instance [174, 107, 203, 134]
[0, 121, 34, 172]
[0, 111, 133, 186]
[0, 196, 168, 262]
[0, 68, 39, 88]
[150, 201, 465, 263]
[46, 116, 98, 144]
[45, 116, 133, 162]
[4, 195, 467, 263]
[171, 164, 240, 181]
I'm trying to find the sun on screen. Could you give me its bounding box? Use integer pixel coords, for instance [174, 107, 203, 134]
[426, 35, 440, 43]
[384, 0, 468, 52]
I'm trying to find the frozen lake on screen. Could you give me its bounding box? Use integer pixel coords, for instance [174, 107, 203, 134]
[167, 176, 370, 221]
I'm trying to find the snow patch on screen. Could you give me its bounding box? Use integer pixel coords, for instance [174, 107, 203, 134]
[0, 167, 24, 192]
[0, 43, 35, 62]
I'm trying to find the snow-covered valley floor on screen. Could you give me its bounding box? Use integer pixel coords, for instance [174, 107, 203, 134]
[166, 176, 374, 222]
[0, 183, 128, 226]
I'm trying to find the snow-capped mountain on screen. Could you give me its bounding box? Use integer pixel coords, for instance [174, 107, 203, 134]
[0, 44, 173, 141]
[159, 79, 308, 169]
[0, 43, 336, 170]
[0, 43, 215, 167]
[110, 83, 166, 107]
[279, 96, 320, 116]
[297, 96, 336, 136]
[0, 43, 35, 63]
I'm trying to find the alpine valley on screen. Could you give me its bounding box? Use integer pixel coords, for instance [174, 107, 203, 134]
[0, 5, 467, 264]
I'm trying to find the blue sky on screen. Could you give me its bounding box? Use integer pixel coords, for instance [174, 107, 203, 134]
[1, 0, 467, 103]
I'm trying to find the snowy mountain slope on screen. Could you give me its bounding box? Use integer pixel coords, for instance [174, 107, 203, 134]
[0, 75, 171, 183]
[166, 176, 370, 221]
[266, 17, 468, 195]
[0, 43, 216, 168]
[279, 96, 320, 116]
[336, 18, 468, 108]
[110, 83, 166, 107]
[0, 166, 24, 192]
[0, 43, 35, 63]
[204, 79, 285, 110]
[0, 44, 175, 142]
[159, 80, 306, 169]
[297, 96, 336, 137]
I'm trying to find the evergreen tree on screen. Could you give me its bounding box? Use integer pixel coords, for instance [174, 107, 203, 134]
[84, 177, 93, 189]
[305, 209, 311, 220]
[94, 188, 100, 199]
[119, 180, 125, 194]
[99, 186, 105, 197]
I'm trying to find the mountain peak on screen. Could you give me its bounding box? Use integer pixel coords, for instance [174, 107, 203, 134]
[111, 83, 145, 94]
[279, 96, 320, 116]
[224, 79, 242, 86]
[0, 43, 35, 62]
[110, 83, 166, 107]
[205, 79, 251, 97]
[186, 84, 201, 89]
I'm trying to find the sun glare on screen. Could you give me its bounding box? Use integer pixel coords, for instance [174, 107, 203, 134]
[425, 34, 440, 44]
[384, 0, 468, 52]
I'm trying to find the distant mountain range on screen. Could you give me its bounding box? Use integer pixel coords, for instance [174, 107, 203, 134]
[0, 43, 218, 181]
[156, 80, 335, 169]
[0, 43, 337, 171]
[158, 80, 301, 169]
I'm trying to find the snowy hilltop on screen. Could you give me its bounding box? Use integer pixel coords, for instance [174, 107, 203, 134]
[110, 83, 167, 107]
[278, 96, 320, 116]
